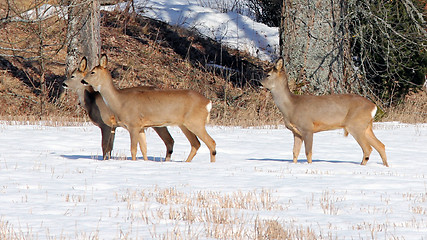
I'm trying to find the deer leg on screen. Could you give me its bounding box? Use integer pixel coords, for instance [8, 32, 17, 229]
[179, 125, 201, 162]
[185, 123, 216, 163]
[100, 124, 114, 160]
[129, 129, 140, 161]
[106, 126, 116, 159]
[109, 127, 116, 157]
[153, 127, 174, 161]
[199, 130, 216, 163]
[293, 134, 303, 163]
[302, 132, 313, 164]
[366, 125, 388, 167]
[349, 128, 372, 165]
[138, 129, 148, 161]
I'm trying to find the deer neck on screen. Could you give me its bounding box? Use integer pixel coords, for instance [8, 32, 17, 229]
[72, 85, 95, 112]
[76, 86, 94, 107]
[75, 88, 87, 107]
[269, 78, 295, 118]
[96, 75, 123, 114]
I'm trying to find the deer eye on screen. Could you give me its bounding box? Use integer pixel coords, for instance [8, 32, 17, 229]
[71, 76, 74, 78]
[91, 71, 95, 74]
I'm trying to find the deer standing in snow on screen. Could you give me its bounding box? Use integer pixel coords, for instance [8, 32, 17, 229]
[63, 57, 174, 160]
[261, 58, 388, 167]
[81, 54, 216, 162]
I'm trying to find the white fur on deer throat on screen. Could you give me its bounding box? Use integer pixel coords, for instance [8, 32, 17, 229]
[94, 84, 102, 92]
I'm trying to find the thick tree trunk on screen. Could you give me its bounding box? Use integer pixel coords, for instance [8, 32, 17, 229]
[280, 0, 353, 94]
[65, 0, 101, 75]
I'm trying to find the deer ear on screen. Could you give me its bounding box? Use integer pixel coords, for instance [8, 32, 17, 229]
[79, 57, 87, 72]
[99, 54, 108, 68]
[275, 58, 284, 71]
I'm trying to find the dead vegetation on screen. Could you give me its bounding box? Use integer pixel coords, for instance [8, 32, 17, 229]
[1, 9, 284, 126]
[0, 8, 426, 125]
[115, 187, 319, 239]
[382, 90, 427, 123]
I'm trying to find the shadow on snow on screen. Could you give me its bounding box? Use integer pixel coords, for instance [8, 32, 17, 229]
[60, 154, 169, 162]
[247, 158, 361, 165]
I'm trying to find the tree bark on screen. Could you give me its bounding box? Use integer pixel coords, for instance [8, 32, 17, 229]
[280, 0, 353, 94]
[65, 0, 101, 75]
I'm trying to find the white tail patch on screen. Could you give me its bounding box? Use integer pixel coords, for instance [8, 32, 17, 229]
[206, 101, 212, 113]
[206, 101, 212, 123]
[371, 106, 377, 119]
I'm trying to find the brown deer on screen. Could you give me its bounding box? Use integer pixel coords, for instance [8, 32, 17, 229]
[63, 57, 174, 160]
[261, 58, 388, 167]
[81, 54, 216, 162]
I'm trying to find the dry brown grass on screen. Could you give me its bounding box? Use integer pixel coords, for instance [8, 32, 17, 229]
[1, 6, 425, 126]
[0, 187, 320, 239]
[1, 0, 40, 13]
[0, 218, 34, 240]
[1, 8, 284, 126]
[255, 218, 318, 240]
[382, 91, 427, 123]
[116, 186, 318, 239]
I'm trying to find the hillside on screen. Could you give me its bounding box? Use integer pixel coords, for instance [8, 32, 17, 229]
[0, 6, 426, 125]
[0, 10, 283, 126]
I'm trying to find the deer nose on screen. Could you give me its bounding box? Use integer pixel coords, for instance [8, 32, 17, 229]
[62, 82, 68, 88]
[81, 80, 88, 85]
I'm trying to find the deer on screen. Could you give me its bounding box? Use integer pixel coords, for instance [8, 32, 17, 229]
[260, 58, 388, 167]
[62, 57, 175, 161]
[81, 54, 216, 162]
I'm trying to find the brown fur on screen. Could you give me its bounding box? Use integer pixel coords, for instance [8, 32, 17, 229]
[63, 57, 174, 160]
[261, 58, 388, 167]
[82, 54, 216, 162]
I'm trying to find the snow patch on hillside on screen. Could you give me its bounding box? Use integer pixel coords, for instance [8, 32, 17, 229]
[104, 0, 279, 61]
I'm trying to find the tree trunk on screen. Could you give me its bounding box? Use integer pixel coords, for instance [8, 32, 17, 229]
[66, 0, 101, 75]
[280, 0, 353, 94]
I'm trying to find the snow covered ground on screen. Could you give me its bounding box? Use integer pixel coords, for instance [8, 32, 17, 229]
[8, 1, 427, 239]
[1, 122, 426, 239]
[104, 0, 279, 61]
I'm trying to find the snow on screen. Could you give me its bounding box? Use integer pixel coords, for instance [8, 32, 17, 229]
[103, 0, 279, 61]
[21, 4, 67, 21]
[8, 1, 427, 239]
[1, 122, 427, 239]
[23, 0, 280, 61]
